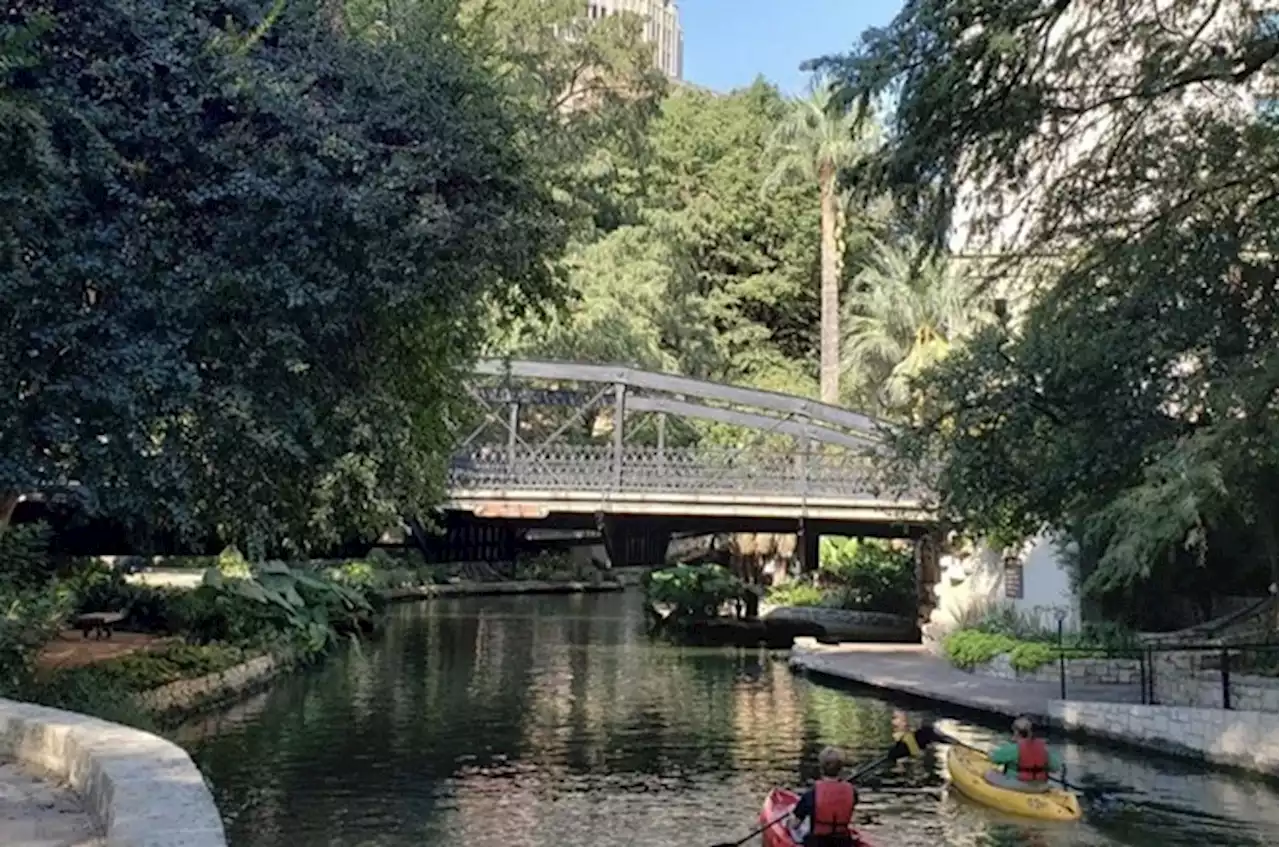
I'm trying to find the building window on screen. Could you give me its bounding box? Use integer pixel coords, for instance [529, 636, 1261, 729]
[1003, 557, 1024, 600]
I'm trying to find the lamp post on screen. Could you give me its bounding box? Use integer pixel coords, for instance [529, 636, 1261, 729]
[1055, 607, 1069, 700]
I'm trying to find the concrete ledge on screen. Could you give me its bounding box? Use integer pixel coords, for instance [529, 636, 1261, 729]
[1050, 700, 1280, 776]
[384, 579, 624, 600]
[0, 697, 227, 847]
[764, 607, 917, 642]
[140, 652, 288, 716]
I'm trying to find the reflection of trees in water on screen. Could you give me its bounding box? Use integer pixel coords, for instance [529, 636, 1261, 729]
[179, 593, 1279, 847]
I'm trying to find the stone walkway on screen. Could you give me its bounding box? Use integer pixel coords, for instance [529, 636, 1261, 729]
[789, 640, 1143, 723]
[0, 760, 102, 847]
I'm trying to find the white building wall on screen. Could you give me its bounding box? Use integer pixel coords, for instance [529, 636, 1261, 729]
[589, 0, 683, 79]
[924, 533, 1080, 645]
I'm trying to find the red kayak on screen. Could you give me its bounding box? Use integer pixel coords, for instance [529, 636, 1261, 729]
[759, 788, 876, 847]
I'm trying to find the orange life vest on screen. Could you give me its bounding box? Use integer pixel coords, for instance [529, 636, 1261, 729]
[811, 780, 856, 836]
[1016, 737, 1050, 782]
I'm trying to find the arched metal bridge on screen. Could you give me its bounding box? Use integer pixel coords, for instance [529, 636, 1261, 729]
[446, 359, 928, 526]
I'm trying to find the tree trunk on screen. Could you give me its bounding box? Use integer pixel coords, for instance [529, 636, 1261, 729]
[818, 162, 841, 405]
[0, 492, 17, 538]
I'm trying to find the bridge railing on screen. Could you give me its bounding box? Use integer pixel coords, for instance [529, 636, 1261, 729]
[448, 443, 892, 499]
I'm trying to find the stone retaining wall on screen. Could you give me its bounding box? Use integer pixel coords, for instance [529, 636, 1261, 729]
[0, 697, 227, 847]
[762, 607, 917, 642]
[1153, 666, 1278, 712]
[970, 654, 1142, 686]
[140, 652, 289, 716]
[1050, 699, 1279, 776]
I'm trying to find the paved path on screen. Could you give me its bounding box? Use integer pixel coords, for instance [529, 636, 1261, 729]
[788, 640, 1143, 723]
[0, 760, 101, 847]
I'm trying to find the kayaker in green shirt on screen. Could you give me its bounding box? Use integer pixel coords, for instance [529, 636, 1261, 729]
[987, 716, 1061, 792]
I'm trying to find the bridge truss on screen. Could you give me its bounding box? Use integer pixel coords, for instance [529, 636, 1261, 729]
[450, 359, 900, 502]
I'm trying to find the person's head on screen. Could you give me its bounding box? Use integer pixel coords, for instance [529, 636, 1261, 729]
[818, 746, 845, 777]
[1012, 716, 1035, 739]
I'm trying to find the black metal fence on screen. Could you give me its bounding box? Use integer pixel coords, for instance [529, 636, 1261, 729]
[1054, 639, 1279, 710]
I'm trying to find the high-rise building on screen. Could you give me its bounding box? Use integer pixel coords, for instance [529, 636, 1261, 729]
[586, 0, 683, 80]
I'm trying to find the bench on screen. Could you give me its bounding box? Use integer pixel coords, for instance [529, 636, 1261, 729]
[75, 611, 127, 640]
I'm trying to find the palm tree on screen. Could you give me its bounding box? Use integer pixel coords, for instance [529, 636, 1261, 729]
[843, 239, 988, 417]
[763, 82, 878, 406]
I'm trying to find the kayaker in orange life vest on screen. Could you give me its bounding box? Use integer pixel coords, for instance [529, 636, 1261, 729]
[787, 746, 858, 847]
[987, 716, 1062, 791]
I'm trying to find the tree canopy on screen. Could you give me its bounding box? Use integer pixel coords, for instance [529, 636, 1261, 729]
[1, 0, 564, 553]
[820, 0, 1278, 615]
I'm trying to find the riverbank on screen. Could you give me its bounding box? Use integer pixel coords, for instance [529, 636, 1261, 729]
[788, 638, 1279, 776]
[383, 579, 624, 600]
[0, 697, 226, 847]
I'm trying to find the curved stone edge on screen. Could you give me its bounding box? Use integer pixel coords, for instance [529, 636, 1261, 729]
[140, 651, 291, 717]
[764, 606, 917, 641]
[0, 696, 228, 847]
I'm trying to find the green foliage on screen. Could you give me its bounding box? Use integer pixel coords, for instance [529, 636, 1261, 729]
[764, 582, 827, 608]
[766, 538, 915, 615]
[0, 524, 73, 693]
[66, 643, 246, 692]
[942, 630, 1056, 673]
[217, 547, 253, 580]
[496, 79, 883, 404]
[842, 239, 990, 416]
[818, 537, 915, 615]
[512, 551, 596, 583]
[2, 0, 565, 554]
[943, 630, 1018, 669]
[826, 0, 1279, 622]
[969, 604, 1056, 642]
[644, 564, 745, 621]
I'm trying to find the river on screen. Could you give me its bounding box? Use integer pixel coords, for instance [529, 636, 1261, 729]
[176, 591, 1279, 847]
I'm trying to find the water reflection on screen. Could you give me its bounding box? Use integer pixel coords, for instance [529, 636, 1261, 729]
[176, 592, 1278, 847]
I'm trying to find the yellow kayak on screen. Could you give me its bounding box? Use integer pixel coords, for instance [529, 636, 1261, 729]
[946, 745, 1083, 822]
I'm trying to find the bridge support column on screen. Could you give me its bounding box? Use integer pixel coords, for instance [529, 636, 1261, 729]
[798, 520, 820, 574]
[915, 529, 944, 632]
[598, 515, 671, 569]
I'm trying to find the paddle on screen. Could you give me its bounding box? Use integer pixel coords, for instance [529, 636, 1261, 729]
[709, 724, 942, 847]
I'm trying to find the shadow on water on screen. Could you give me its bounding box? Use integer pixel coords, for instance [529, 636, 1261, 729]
[174, 591, 1278, 847]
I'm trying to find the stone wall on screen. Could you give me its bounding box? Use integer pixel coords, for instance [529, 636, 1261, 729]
[141, 653, 288, 716]
[970, 653, 1142, 686]
[1152, 663, 1278, 712]
[0, 697, 227, 846]
[762, 606, 917, 642]
[1050, 699, 1279, 776]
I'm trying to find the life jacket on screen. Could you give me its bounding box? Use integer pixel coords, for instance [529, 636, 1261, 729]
[1015, 737, 1050, 782]
[810, 780, 856, 836]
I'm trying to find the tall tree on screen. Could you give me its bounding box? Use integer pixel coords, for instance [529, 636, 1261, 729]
[763, 83, 878, 405]
[821, 0, 1278, 617]
[0, 0, 563, 552]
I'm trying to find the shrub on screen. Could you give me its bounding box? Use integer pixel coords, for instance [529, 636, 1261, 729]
[818, 538, 916, 615]
[217, 546, 253, 580]
[972, 604, 1054, 641]
[0, 525, 74, 693]
[766, 582, 827, 608]
[943, 629, 1074, 673]
[25, 643, 247, 728]
[644, 564, 745, 621]
[64, 560, 185, 633]
[191, 562, 379, 656]
[942, 630, 1018, 669]
[513, 551, 593, 583]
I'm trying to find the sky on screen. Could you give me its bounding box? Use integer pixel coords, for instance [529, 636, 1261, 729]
[678, 0, 903, 95]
